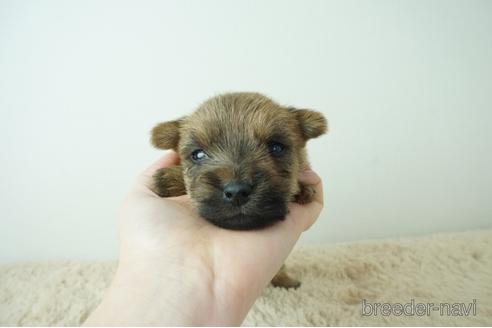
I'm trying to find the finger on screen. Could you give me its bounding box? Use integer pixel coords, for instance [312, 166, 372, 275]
[298, 169, 319, 184]
[281, 171, 323, 232]
[298, 169, 324, 205]
[135, 151, 180, 192]
[287, 201, 322, 232]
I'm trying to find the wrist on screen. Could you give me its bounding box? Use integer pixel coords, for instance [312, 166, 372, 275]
[84, 253, 245, 326]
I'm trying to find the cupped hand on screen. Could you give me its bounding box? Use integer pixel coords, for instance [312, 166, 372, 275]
[85, 150, 323, 326]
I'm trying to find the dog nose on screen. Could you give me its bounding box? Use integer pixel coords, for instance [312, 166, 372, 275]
[223, 182, 252, 206]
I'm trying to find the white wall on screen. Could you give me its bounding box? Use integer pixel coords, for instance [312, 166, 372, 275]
[1, 0, 491, 263]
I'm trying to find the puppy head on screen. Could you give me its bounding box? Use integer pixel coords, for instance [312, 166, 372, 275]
[151, 92, 327, 229]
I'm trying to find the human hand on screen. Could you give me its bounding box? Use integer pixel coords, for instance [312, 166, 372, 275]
[84, 150, 323, 326]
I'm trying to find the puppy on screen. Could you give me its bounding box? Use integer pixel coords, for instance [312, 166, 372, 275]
[150, 92, 327, 288]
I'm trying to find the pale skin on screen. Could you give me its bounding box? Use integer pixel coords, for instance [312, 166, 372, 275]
[84, 150, 324, 326]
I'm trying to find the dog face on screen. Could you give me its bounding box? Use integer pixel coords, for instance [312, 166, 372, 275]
[151, 92, 327, 229]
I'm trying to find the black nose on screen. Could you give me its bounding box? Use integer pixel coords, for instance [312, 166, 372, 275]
[223, 182, 252, 206]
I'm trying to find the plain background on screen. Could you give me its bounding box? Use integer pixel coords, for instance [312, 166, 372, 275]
[1, 0, 491, 263]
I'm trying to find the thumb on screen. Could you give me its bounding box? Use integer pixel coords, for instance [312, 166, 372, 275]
[134, 151, 181, 195]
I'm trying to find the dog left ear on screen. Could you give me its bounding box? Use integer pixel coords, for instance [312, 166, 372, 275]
[290, 108, 328, 140]
[151, 118, 183, 150]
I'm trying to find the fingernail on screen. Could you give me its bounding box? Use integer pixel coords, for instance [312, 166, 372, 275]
[299, 169, 321, 183]
[299, 169, 314, 179]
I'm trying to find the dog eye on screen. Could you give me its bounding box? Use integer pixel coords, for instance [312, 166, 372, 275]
[191, 149, 208, 162]
[268, 142, 285, 156]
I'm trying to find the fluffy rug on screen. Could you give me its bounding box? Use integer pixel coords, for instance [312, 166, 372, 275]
[1, 230, 491, 326]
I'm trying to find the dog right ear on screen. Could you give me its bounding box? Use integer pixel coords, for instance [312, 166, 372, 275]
[289, 108, 328, 140]
[151, 118, 183, 150]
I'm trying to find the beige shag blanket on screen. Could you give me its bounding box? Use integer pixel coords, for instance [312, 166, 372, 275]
[1, 231, 491, 326]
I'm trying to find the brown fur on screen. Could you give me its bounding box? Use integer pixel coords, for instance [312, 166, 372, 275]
[150, 92, 327, 287]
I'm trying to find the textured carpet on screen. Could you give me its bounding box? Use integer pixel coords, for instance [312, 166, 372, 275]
[1, 230, 491, 326]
